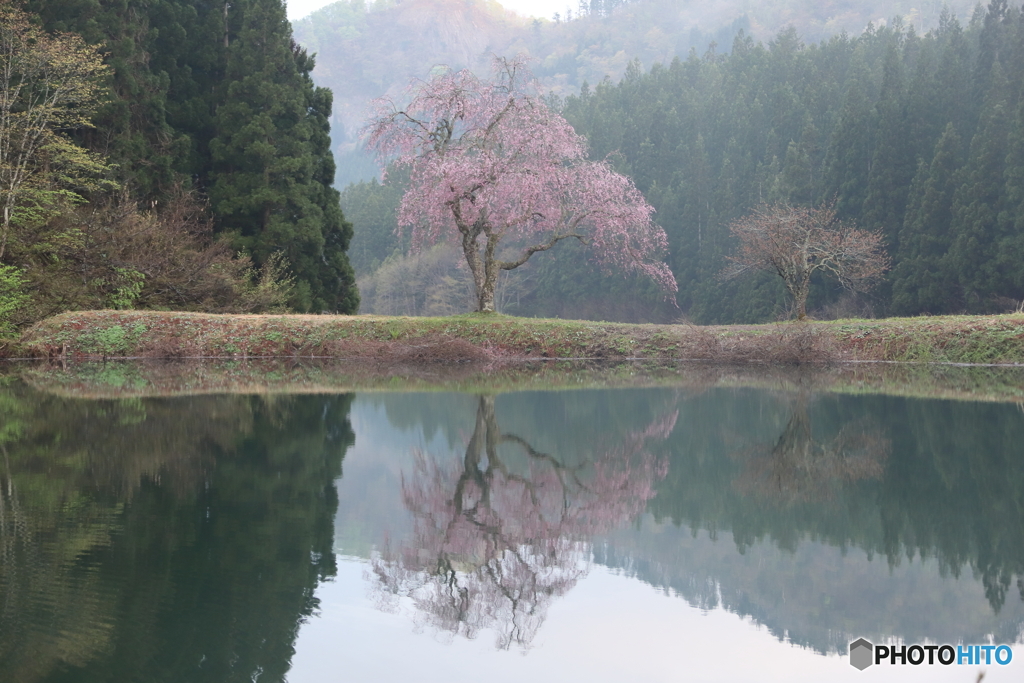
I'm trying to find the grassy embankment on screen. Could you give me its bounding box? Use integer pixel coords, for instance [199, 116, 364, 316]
[9, 309, 1024, 365]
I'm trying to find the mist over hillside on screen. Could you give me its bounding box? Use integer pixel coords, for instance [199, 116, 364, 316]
[293, 0, 976, 186]
[331, 0, 1024, 323]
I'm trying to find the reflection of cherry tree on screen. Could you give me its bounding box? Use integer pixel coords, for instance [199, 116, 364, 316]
[371, 395, 674, 649]
[731, 396, 888, 505]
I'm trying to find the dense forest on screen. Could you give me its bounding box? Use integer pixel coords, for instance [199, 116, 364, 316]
[346, 1, 1024, 322]
[0, 0, 358, 330]
[8, 0, 1024, 324]
[293, 0, 975, 188]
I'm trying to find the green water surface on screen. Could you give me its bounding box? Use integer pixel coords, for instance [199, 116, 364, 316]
[1, 363, 1022, 682]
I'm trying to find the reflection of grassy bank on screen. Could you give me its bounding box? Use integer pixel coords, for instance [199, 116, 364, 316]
[10, 358, 1024, 403]
[13, 310, 1024, 364]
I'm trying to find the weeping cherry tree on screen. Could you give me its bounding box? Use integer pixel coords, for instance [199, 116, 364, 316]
[365, 56, 677, 313]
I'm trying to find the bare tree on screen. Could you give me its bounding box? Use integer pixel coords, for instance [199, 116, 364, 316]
[725, 201, 888, 320]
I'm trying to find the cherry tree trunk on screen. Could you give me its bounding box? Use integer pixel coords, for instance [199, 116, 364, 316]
[477, 278, 497, 312]
[462, 230, 500, 312]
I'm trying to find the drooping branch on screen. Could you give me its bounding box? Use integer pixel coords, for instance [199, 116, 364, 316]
[497, 231, 588, 271]
[364, 55, 677, 312]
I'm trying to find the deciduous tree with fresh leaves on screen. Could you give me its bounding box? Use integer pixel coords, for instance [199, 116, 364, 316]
[0, 6, 110, 262]
[726, 201, 888, 320]
[365, 57, 677, 313]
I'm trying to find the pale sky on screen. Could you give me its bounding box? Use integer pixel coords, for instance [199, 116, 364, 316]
[286, 0, 562, 21]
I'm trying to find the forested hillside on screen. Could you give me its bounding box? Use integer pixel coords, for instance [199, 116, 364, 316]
[346, 2, 1024, 322]
[7, 0, 1018, 325]
[294, 0, 974, 187]
[0, 0, 358, 328]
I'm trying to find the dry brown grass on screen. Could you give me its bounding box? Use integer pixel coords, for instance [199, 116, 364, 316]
[11, 310, 1024, 365]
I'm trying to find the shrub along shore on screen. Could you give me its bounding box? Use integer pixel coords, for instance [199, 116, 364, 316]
[8, 310, 1024, 365]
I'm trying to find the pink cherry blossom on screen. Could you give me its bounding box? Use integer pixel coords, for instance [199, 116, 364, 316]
[365, 56, 678, 312]
[369, 395, 675, 649]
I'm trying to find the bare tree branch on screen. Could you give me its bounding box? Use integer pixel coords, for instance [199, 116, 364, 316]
[724, 200, 889, 320]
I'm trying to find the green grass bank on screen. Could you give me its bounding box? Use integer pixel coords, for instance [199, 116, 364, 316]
[10, 310, 1024, 365]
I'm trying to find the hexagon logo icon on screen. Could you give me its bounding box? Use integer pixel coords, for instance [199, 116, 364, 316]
[850, 638, 874, 670]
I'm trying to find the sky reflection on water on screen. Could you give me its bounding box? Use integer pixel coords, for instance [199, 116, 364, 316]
[312, 390, 1024, 682]
[288, 558, 1020, 683]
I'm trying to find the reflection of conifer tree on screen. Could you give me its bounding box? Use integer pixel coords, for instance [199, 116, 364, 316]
[0, 386, 255, 682]
[0, 388, 354, 683]
[372, 395, 674, 649]
[651, 386, 1024, 616]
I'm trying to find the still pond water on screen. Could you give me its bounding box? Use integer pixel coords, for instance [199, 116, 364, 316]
[1, 367, 1023, 682]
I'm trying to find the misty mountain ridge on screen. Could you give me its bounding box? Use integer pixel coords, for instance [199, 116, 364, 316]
[293, 0, 977, 186]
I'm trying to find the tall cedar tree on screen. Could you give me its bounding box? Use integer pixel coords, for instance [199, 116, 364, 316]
[892, 123, 964, 314]
[947, 61, 1011, 306]
[210, 0, 356, 312]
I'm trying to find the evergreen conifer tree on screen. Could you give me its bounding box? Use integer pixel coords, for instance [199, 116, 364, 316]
[994, 14, 1024, 301]
[209, 0, 356, 312]
[948, 62, 1011, 309]
[23, 0, 359, 314]
[23, 0, 187, 199]
[780, 122, 819, 205]
[891, 123, 964, 313]
[863, 45, 915, 253]
[823, 71, 873, 218]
